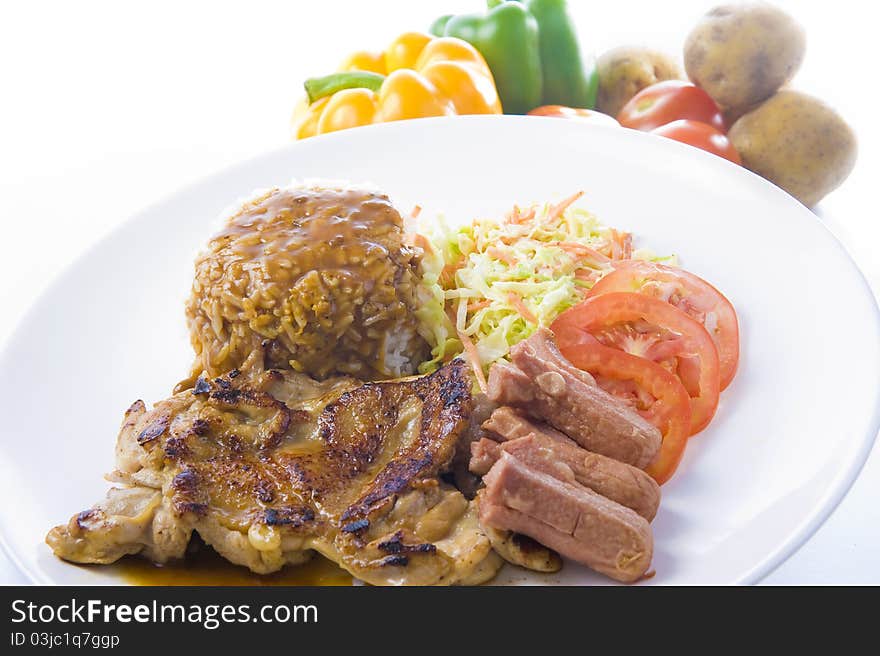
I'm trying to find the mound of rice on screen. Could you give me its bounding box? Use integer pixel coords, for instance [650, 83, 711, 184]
[185, 184, 428, 380]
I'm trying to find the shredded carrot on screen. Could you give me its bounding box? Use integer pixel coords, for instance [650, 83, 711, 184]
[555, 241, 611, 263]
[575, 268, 601, 283]
[467, 299, 492, 312]
[456, 329, 487, 393]
[506, 205, 536, 225]
[621, 232, 633, 259]
[606, 228, 633, 260]
[412, 232, 434, 255]
[486, 246, 517, 266]
[507, 293, 537, 324]
[410, 204, 422, 220]
[439, 255, 465, 287]
[544, 190, 584, 224]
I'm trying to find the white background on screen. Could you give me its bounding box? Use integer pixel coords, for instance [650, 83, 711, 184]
[0, 0, 876, 584]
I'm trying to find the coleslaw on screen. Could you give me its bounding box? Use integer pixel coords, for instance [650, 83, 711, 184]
[414, 192, 673, 387]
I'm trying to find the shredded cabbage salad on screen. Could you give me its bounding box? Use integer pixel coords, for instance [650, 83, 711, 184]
[414, 192, 674, 387]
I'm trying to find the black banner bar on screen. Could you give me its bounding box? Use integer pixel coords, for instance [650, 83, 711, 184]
[0, 584, 870, 652]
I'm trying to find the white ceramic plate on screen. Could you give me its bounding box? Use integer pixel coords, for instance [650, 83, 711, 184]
[1, 116, 878, 585]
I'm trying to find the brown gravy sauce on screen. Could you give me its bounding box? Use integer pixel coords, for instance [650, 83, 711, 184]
[212, 186, 402, 292]
[112, 548, 352, 586]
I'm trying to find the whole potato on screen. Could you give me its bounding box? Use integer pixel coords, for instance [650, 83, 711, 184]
[684, 3, 806, 112]
[596, 46, 682, 118]
[729, 90, 857, 207]
[722, 101, 762, 129]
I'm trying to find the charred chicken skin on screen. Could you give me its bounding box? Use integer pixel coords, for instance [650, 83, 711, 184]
[47, 355, 501, 586]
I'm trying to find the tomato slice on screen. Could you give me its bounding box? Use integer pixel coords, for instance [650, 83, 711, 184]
[588, 260, 739, 390]
[552, 292, 720, 435]
[557, 341, 691, 485]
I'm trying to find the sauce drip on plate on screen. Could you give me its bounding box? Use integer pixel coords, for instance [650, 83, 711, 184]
[111, 547, 352, 586]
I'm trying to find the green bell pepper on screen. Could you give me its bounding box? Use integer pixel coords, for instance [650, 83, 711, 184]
[431, 0, 597, 113]
[432, 2, 542, 115]
[524, 0, 598, 108]
[429, 14, 454, 37]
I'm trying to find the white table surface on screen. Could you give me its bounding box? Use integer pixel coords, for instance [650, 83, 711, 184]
[1, 0, 877, 584]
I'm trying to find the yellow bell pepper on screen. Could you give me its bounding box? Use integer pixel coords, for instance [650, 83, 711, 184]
[291, 32, 502, 139]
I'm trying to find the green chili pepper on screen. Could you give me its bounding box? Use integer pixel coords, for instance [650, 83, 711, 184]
[431, 0, 597, 112]
[434, 1, 543, 115]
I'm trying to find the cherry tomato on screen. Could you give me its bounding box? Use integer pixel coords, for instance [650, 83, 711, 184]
[589, 260, 740, 390]
[651, 120, 741, 164]
[551, 292, 720, 435]
[617, 81, 725, 132]
[556, 341, 691, 485]
[528, 105, 620, 126]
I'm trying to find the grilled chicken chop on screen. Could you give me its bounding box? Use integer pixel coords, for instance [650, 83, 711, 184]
[47, 354, 502, 585]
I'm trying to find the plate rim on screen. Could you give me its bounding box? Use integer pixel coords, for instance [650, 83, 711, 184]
[2, 115, 879, 585]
